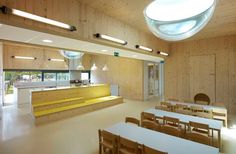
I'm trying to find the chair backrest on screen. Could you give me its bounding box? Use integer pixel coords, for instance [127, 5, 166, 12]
[141, 120, 161, 132]
[194, 93, 210, 105]
[176, 104, 188, 109]
[189, 121, 209, 136]
[190, 105, 204, 112]
[212, 108, 226, 116]
[161, 125, 180, 137]
[164, 116, 180, 127]
[141, 112, 155, 122]
[175, 108, 191, 115]
[118, 136, 139, 154]
[142, 144, 168, 154]
[188, 132, 211, 145]
[125, 117, 140, 126]
[98, 129, 117, 151]
[196, 110, 213, 119]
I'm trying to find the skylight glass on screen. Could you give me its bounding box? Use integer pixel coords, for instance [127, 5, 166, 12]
[144, 0, 217, 41]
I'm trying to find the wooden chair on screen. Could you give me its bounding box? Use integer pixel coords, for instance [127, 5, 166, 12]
[194, 93, 210, 105]
[141, 120, 162, 132]
[189, 121, 210, 136]
[190, 105, 204, 116]
[188, 132, 211, 145]
[162, 116, 181, 137]
[196, 109, 213, 119]
[98, 129, 118, 154]
[188, 121, 211, 145]
[142, 144, 168, 154]
[125, 117, 140, 126]
[117, 136, 139, 154]
[212, 108, 227, 127]
[158, 102, 172, 111]
[141, 112, 156, 123]
[175, 108, 192, 115]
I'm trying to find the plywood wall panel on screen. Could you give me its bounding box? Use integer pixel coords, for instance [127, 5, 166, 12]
[0, 0, 169, 54]
[3, 43, 68, 70]
[165, 35, 236, 114]
[91, 54, 144, 101]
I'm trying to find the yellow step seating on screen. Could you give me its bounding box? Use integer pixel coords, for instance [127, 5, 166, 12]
[33, 96, 123, 118]
[33, 97, 84, 112]
[31, 84, 124, 124]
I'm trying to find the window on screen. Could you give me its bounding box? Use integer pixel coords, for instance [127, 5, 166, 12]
[4, 70, 42, 94]
[57, 72, 70, 81]
[81, 71, 90, 80]
[43, 73, 56, 81]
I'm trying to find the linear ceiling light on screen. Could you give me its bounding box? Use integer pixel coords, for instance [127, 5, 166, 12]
[12, 56, 37, 60]
[94, 33, 127, 45]
[0, 6, 76, 31]
[48, 58, 65, 62]
[157, 51, 169, 56]
[135, 45, 153, 52]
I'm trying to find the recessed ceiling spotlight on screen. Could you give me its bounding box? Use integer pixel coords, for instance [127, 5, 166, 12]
[42, 39, 53, 43]
[101, 49, 108, 52]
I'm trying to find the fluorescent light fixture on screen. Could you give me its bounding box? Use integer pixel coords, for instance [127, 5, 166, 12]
[48, 58, 65, 62]
[12, 56, 36, 60]
[157, 51, 169, 56]
[91, 63, 98, 71]
[94, 33, 127, 45]
[0, 6, 76, 31]
[42, 39, 53, 43]
[102, 64, 109, 71]
[135, 45, 153, 52]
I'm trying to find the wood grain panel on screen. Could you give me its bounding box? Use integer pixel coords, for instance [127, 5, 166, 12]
[165, 35, 236, 115]
[3, 43, 69, 70]
[0, 0, 169, 55]
[91, 54, 144, 101]
[189, 55, 216, 103]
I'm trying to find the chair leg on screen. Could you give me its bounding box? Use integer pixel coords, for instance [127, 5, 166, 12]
[99, 144, 102, 154]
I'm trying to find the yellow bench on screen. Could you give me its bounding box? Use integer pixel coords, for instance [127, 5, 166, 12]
[34, 96, 122, 117]
[31, 84, 124, 125]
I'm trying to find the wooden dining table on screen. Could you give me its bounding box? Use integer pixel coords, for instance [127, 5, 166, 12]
[144, 108, 223, 149]
[105, 122, 219, 154]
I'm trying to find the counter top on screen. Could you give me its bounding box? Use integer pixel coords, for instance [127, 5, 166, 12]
[31, 84, 107, 93]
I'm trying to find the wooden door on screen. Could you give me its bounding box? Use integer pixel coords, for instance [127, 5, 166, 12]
[190, 55, 216, 102]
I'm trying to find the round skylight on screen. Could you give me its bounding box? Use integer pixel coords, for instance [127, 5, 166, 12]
[59, 50, 84, 59]
[144, 0, 217, 41]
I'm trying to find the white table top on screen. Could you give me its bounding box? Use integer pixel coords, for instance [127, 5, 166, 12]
[106, 122, 219, 154]
[168, 101, 227, 111]
[145, 108, 223, 130]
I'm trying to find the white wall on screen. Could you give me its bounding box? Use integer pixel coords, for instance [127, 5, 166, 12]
[0, 42, 3, 119]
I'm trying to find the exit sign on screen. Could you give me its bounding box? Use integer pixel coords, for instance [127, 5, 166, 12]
[114, 52, 119, 57]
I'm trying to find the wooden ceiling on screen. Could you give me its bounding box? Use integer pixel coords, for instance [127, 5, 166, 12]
[78, 0, 236, 41]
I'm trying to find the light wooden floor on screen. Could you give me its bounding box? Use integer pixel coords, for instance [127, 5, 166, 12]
[0, 99, 236, 154]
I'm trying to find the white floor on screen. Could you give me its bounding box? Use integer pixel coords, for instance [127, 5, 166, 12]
[0, 99, 236, 154]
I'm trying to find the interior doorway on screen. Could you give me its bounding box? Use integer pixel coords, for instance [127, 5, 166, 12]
[144, 62, 160, 100]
